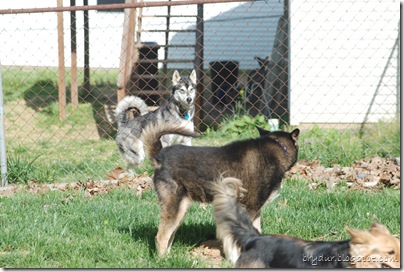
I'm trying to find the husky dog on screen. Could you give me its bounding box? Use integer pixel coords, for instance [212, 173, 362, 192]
[141, 120, 299, 256]
[212, 177, 401, 268]
[115, 70, 196, 175]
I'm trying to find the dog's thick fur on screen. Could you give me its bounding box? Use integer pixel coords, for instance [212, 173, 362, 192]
[212, 177, 401, 268]
[115, 70, 196, 174]
[142, 120, 300, 256]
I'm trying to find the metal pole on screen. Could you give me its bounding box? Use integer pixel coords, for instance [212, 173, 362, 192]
[0, 59, 8, 186]
[397, 22, 400, 118]
[194, 4, 204, 131]
[285, 0, 290, 125]
[360, 36, 399, 136]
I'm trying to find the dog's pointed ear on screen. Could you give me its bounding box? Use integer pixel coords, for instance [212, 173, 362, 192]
[346, 227, 373, 245]
[290, 128, 300, 143]
[256, 126, 271, 136]
[369, 221, 391, 235]
[189, 69, 197, 85]
[172, 70, 181, 85]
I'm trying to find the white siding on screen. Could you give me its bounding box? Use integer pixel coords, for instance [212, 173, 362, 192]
[290, 0, 399, 125]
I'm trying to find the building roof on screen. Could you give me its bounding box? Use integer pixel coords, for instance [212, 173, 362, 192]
[168, 0, 284, 70]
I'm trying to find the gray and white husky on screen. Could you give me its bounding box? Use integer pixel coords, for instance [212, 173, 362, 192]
[115, 70, 196, 175]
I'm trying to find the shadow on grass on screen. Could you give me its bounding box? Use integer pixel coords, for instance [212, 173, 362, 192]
[23, 80, 118, 139]
[118, 222, 216, 256]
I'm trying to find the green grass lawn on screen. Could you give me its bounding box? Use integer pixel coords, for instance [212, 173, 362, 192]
[0, 178, 399, 268]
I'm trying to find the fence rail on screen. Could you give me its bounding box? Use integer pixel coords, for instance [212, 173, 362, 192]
[0, 0, 252, 14]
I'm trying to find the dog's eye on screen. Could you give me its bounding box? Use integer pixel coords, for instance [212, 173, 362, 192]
[388, 250, 395, 255]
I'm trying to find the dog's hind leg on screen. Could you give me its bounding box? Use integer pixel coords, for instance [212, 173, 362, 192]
[249, 209, 262, 233]
[160, 134, 173, 148]
[182, 135, 192, 146]
[156, 194, 191, 256]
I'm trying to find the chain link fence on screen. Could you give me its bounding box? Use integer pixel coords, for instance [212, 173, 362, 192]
[0, 0, 400, 185]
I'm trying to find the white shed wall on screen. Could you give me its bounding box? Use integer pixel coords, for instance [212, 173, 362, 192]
[290, 0, 399, 125]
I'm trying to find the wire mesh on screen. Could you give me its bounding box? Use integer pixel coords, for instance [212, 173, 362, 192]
[0, 0, 399, 184]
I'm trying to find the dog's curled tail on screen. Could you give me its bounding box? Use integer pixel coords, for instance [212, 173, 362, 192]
[116, 96, 149, 127]
[212, 177, 260, 264]
[141, 121, 199, 164]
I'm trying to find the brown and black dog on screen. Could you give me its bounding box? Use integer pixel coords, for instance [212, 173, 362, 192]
[141, 121, 299, 256]
[212, 177, 401, 268]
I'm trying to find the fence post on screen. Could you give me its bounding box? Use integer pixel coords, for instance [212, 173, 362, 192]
[57, 0, 67, 120]
[0, 59, 7, 186]
[117, 0, 136, 102]
[195, 3, 204, 131]
[70, 0, 79, 107]
[397, 22, 400, 118]
[83, 0, 90, 95]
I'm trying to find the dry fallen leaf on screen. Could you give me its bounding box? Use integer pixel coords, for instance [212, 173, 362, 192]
[286, 157, 400, 190]
[106, 167, 125, 180]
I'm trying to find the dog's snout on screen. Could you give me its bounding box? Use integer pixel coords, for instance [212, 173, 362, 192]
[186, 97, 192, 104]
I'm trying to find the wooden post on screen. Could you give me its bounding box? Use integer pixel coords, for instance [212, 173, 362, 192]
[57, 0, 66, 120]
[117, 0, 137, 102]
[194, 4, 204, 131]
[83, 0, 90, 95]
[70, 0, 78, 107]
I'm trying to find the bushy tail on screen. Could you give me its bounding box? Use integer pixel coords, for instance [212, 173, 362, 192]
[141, 121, 199, 165]
[116, 96, 149, 127]
[211, 177, 261, 264]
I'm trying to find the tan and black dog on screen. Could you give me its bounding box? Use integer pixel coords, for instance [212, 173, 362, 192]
[212, 177, 400, 268]
[141, 121, 299, 256]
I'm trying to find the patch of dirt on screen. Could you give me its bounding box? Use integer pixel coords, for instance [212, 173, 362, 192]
[286, 157, 400, 191]
[191, 239, 224, 268]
